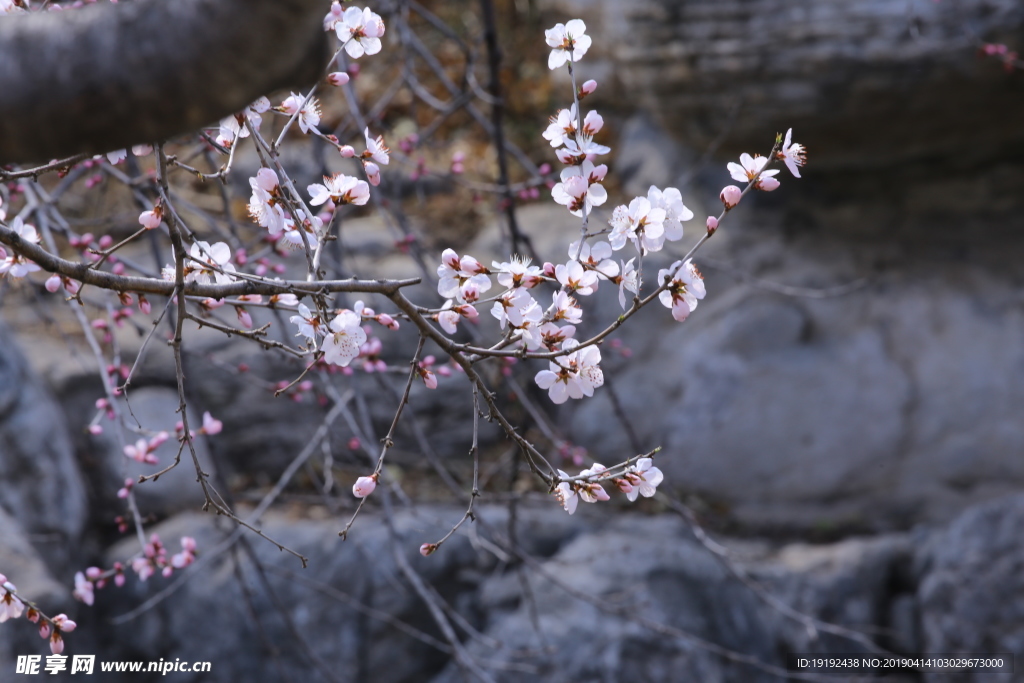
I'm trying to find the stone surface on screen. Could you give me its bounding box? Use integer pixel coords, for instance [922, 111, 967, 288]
[915, 493, 1024, 683]
[93, 505, 589, 683]
[542, 0, 1024, 170]
[62, 385, 217, 522]
[0, 323, 87, 570]
[0, 507, 75, 676]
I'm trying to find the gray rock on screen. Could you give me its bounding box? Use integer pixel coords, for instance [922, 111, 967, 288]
[0, 507, 75, 674]
[915, 493, 1024, 683]
[435, 514, 914, 683]
[542, 0, 1024, 170]
[66, 386, 217, 521]
[92, 505, 588, 683]
[0, 324, 87, 570]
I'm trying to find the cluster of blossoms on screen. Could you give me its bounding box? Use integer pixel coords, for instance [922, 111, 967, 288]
[72, 535, 198, 610]
[289, 300, 397, 369]
[1, 574, 76, 654]
[130, 535, 198, 581]
[553, 457, 664, 514]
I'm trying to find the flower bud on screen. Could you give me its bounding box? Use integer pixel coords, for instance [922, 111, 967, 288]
[719, 185, 742, 210]
[352, 474, 377, 498]
[419, 543, 438, 557]
[756, 176, 780, 192]
[45, 274, 61, 293]
[579, 79, 598, 99]
[706, 216, 719, 235]
[327, 71, 350, 87]
[138, 209, 161, 230]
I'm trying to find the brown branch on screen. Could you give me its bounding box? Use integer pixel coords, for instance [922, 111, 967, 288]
[0, 222, 419, 296]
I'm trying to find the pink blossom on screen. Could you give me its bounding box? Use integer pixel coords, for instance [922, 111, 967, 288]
[624, 458, 664, 501]
[200, 412, 222, 436]
[44, 274, 61, 293]
[658, 259, 706, 322]
[352, 474, 378, 498]
[0, 580, 23, 623]
[706, 216, 719, 233]
[719, 185, 742, 210]
[327, 71, 350, 86]
[419, 543, 438, 557]
[73, 572, 94, 606]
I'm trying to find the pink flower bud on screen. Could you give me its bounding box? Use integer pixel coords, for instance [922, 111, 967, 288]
[352, 474, 377, 498]
[719, 185, 742, 210]
[364, 161, 381, 186]
[88, 425, 103, 435]
[419, 543, 437, 557]
[377, 313, 398, 329]
[138, 294, 151, 314]
[579, 79, 598, 98]
[421, 369, 438, 390]
[348, 437, 361, 451]
[236, 307, 253, 329]
[327, 71, 351, 86]
[64, 279, 81, 295]
[39, 623, 51, 639]
[44, 274, 61, 293]
[756, 176, 780, 192]
[706, 216, 719, 234]
[98, 234, 114, 249]
[138, 210, 161, 230]
[339, 145, 356, 158]
[201, 412, 223, 436]
[52, 615, 76, 633]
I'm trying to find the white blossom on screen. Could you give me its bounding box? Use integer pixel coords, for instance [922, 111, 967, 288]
[545, 19, 591, 70]
[657, 259, 706, 322]
[337, 7, 385, 59]
[321, 310, 367, 367]
[608, 196, 667, 253]
[646, 186, 693, 242]
[184, 241, 236, 285]
[779, 128, 807, 178]
[308, 173, 370, 207]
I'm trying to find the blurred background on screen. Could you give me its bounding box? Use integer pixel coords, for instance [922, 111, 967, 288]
[1, 0, 1024, 680]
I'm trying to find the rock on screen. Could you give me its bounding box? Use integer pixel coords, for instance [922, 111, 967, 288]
[564, 215, 1024, 533]
[0, 323, 87, 570]
[541, 0, 1024, 170]
[435, 514, 914, 682]
[93, 505, 589, 683]
[0, 507, 75, 668]
[63, 385, 217, 522]
[915, 493, 1024, 683]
